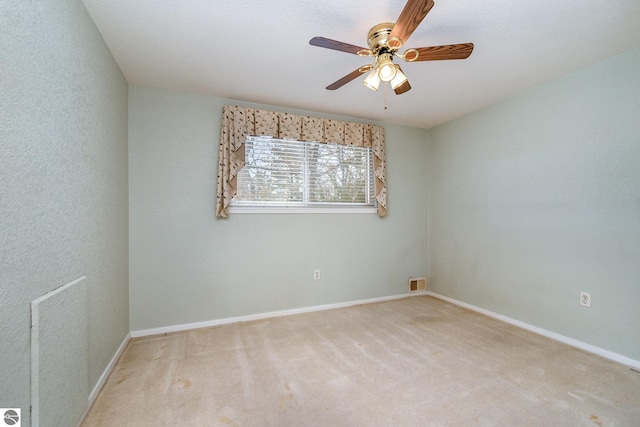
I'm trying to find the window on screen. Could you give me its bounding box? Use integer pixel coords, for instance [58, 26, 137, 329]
[231, 136, 376, 212]
[215, 105, 387, 218]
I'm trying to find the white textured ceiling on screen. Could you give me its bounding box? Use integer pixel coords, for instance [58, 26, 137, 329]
[83, 0, 640, 129]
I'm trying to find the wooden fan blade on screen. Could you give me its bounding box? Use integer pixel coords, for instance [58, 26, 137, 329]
[388, 0, 435, 47]
[309, 37, 367, 55]
[326, 67, 368, 90]
[411, 43, 474, 61]
[394, 66, 411, 95]
[394, 80, 412, 95]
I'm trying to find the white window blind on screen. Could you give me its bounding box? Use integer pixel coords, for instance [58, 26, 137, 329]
[232, 136, 376, 209]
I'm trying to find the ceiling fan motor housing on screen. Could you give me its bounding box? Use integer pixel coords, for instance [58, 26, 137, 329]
[367, 22, 396, 54]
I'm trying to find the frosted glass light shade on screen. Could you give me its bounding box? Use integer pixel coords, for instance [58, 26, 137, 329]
[363, 68, 381, 91]
[378, 62, 397, 82]
[390, 66, 408, 89]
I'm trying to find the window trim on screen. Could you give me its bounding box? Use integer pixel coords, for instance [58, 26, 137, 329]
[229, 206, 378, 214]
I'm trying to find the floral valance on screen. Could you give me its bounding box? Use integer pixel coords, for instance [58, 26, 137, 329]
[216, 106, 387, 217]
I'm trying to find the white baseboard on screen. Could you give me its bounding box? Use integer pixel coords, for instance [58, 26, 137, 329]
[427, 291, 640, 370]
[77, 332, 131, 427]
[131, 291, 428, 338]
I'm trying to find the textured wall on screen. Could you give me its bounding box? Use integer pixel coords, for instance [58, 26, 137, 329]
[0, 1, 129, 425]
[128, 86, 429, 331]
[428, 48, 640, 361]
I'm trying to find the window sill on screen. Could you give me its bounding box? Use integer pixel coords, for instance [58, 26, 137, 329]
[229, 206, 378, 214]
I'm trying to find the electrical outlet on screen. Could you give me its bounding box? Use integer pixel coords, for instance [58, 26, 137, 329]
[314, 269, 320, 280]
[580, 292, 591, 308]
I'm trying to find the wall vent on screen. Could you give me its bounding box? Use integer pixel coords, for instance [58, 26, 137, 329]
[409, 277, 426, 292]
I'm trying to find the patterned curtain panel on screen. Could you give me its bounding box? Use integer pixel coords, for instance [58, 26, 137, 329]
[216, 106, 388, 217]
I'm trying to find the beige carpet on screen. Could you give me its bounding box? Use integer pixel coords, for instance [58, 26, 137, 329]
[82, 296, 640, 426]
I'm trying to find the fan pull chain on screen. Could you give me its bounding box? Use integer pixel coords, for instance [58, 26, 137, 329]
[384, 82, 388, 110]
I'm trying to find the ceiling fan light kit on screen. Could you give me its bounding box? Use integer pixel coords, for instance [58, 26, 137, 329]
[309, 0, 474, 103]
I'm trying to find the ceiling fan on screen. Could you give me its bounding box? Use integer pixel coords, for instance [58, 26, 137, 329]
[309, 0, 474, 95]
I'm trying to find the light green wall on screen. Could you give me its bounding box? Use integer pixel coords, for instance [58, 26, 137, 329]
[128, 86, 429, 331]
[0, 1, 129, 424]
[428, 48, 640, 360]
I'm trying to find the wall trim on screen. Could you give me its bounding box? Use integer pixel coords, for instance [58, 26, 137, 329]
[131, 292, 427, 338]
[427, 291, 640, 370]
[77, 332, 131, 427]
